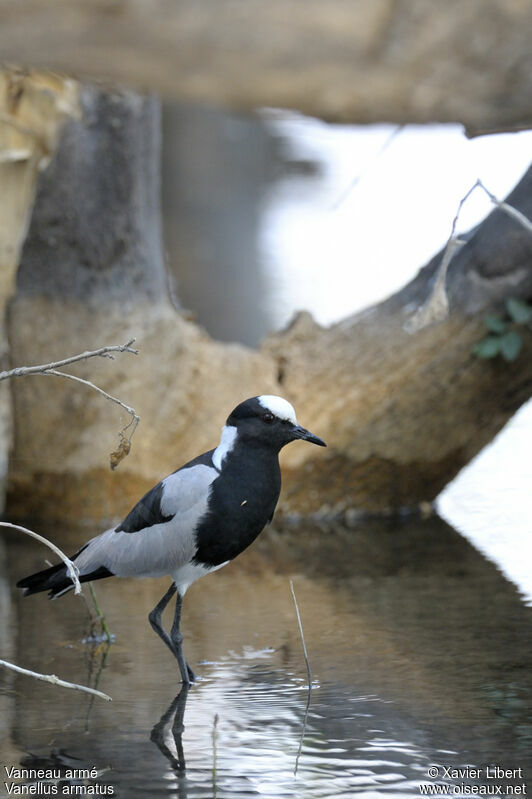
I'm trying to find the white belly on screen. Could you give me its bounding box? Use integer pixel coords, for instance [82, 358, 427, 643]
[172, 559, 230, 595]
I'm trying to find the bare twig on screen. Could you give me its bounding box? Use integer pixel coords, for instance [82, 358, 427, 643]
[84, 640, 112, 731]
[86, 581, 113, 643]
[0, 522, 113, 700]
[41, 369, 140, 461]
[404, 238, 465, 333]
[289, 580, 311, 685]
[289, 579, 312, 777]
[331, 125, 403, 211]
[405, 179, 532, 334]
[212, 713, 219, 798]
[0, 339, 138, 381]
[477, 179, 532, 235]
[0, 659, 112, 701]
[404, 182, 477, 333]
[44, 369, 137, 421]
[0, 521, 81, 594]
[0, 339, 140, 468]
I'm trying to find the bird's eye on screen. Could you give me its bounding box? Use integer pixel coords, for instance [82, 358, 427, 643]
[262, 412, 274, 424]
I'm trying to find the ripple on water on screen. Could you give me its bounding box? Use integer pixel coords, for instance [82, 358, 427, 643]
[4, 515, 532, 797]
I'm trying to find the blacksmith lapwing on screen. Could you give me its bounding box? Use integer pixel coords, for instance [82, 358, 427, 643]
[17, 395, 326, 684]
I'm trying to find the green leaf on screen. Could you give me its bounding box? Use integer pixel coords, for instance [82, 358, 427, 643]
[474, 336, 501, 359]
[499, 330, 522, 362]
[506, 298, 532, 325]
[484, 314, 508, 334]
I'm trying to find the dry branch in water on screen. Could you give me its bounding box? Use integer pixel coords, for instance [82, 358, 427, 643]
[0, 522, 112, 700]
[0, 659, 112, 701]
[405, 180, 532, 333]
[0, 339, 140, 468]
[212, 713, 219, 797]
[477, 179, 532, 235]
[0, 521, 81, 592]
[289, 579, 312, 777]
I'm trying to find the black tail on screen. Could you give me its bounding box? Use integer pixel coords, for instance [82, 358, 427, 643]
[17, 561, 73, 598]
[17, 554, 113, 599]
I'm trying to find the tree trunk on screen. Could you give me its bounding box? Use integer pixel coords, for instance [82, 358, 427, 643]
[0, 71, 79, 511]
[0, 1, 532, 135]
[161, 102, 278, 346]
[5, 84, 532, 522]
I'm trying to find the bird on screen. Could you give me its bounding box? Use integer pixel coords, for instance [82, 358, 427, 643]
[17, 395, 326, 684]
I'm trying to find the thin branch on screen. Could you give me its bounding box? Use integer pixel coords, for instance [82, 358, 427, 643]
[290, 580, 311, 684]
[0, 339, 138, 381]
[289, 579, 312, 777]
[404, 182, 477, 333]
[331, 125, 403, 211]
[212, 713, 219, 798]
[404, 238, 465, 333]
[42, 368, 140, 443]
[0, 339, 140, 468]
[86, 581, 114, 643]
[405, 179, 532, 334]
[0, 659, 112, 702]
[0, 523, 112, 700]
[0, 521, 81, 594]
[84, 641, 112, 731]
[477, 179, 532, 235]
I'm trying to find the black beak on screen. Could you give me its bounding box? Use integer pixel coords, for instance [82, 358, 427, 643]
[291, 425, 327, 447]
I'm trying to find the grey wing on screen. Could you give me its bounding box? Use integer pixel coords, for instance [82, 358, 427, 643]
[76, 463, 219, 579]
[116, 450, 218, 533]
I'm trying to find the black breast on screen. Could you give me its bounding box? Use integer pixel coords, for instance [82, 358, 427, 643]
[193, 449, 281, 567]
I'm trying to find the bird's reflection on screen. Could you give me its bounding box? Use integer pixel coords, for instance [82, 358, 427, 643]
[150, 684, 190, 773]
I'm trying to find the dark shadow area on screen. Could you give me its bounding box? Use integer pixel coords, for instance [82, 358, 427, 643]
[162, 102, 280, 346]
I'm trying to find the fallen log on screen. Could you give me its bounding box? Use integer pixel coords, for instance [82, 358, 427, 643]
[4, 84, 532, 520]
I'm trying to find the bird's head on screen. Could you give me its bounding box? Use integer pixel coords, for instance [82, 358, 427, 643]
[225, 395, 326, 452]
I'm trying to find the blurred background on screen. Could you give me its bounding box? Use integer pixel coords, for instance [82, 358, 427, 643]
[1, 2, 532, 797]
[163, 106, 532, 602]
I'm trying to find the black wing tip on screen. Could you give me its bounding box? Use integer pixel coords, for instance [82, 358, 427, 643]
[17, 564, 114, 598]
[16, 560, 68, 595]
[18, 582, 57, 598]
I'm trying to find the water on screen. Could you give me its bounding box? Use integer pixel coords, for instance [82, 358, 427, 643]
[438, 399, 532, 606]
[259, 115, 532, 330]
[2, 515, 531, 797]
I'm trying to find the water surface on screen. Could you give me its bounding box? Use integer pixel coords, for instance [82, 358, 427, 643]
[2, 515, 531, 797]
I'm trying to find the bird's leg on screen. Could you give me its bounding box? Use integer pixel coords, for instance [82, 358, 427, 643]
[149, 584, 195, 682]
[171, 591, 196, 684]
[148, 582, 178, 660]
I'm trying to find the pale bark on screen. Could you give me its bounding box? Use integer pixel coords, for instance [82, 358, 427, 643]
[0, 71, 80, 511]
[0, 1, 532, 134]
[0, 659, 112, 701]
